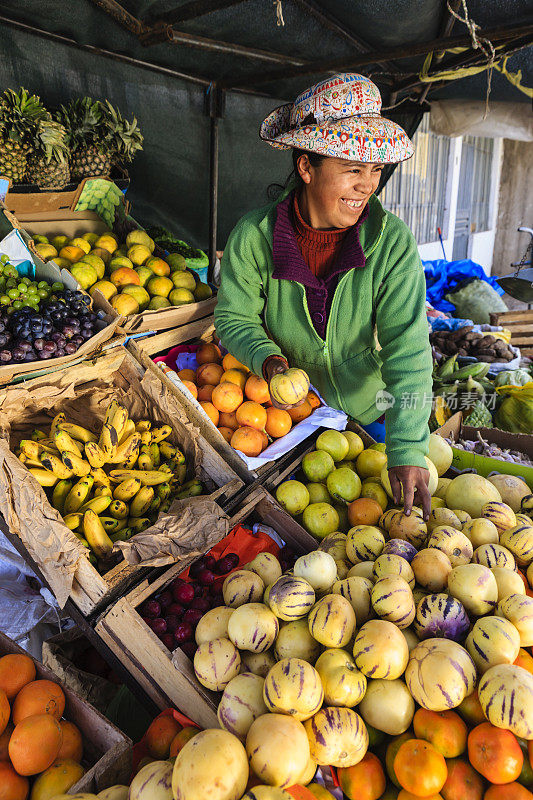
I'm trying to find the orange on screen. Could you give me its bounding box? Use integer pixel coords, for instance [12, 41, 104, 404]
[145, 715, 181, 759]
[288, 399, 312, 424]
[110, 293, 139, 316]
[413, 709, 467, 758]
[338, 752, 386, 800]
[110, 266, 140, 287]
[0, 761, 29, 800]
[398, 793, 443, 800]
[222, 353, 249, 373]
[0, 691, 8, 737]
[0, 722, 13, 760]
[57, 720, 83, 762]
[231, 427, 264, 457]
[196, 343, 222, 365]
[265, 407, 292, 438]
[212, 382, 243, 413]
[441, 757, 483, 800]
[146, 276, 173, 297]
[307, 390, 321, 409]
[196, 363, 224, 386]
[515, 648, 533, 675]
[245, 375, 270, 404]
[394, 739, 448, 797]
[468, 722, 523, 784]
[386, 732, 413, 786]
[347, 497, 383, 527]
[457, 689, 486, 727]
[9, 714, 62, 776]
[484, 785, 533, 800]
[59, 245, 85, 262]
[236, 401, 267, 431]
[12, 680, 65, 725]
[222, 369, 247, 390]
[182, 380, 198, 399]
[145, 257, 170, 276]
[200, 402, 220, 426]
[197, 384, 215, 402]
[218, 411, 239, 431]
[169, 726, 198, 757]
[178, 368, 196, 382]
[218, 427, 234, 443]
[0, 653, 32, 701]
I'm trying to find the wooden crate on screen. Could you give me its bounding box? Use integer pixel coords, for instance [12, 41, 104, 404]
[0, 631, 131, 793]
[94, 485, 318, 727]
[490, 309, 533, 357]
[0, 347, 243, 617]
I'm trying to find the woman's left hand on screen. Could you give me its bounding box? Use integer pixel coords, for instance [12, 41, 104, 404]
[388, 466, 431, 520]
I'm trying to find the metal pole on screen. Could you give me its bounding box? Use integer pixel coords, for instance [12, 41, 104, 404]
[209, 113, 219, 283]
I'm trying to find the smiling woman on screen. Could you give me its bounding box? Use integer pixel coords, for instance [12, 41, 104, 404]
[214, 73, 434, 518]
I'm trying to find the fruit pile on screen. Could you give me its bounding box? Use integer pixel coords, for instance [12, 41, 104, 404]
[0, 651, 89, 798]
[139, 543, 296, 658]
[0, 256, 99, 365]
[32, 228, 212, 317]
[15, 399, 203, 566]
[176, 342, 319, 458]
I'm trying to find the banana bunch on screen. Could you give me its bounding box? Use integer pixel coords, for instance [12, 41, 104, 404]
[15, 400, 203, 567]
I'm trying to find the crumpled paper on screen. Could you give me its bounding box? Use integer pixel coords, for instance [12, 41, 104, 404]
[114, 496, 229, 567]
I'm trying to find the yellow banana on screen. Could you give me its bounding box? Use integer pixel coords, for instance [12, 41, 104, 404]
[159, 464, 172, 475]
[157, 482, 171, 500]
[100, 517, 122, 533]
[20, 440, 57, 460]
[159, 441, 177, 461]
[61, 451, 92, 477]
[52, 479, 73, 514]
[149, 443, 160, 469]
[64, 475, 95, 514]
[94, 486, 113, 498]
[139, 430, 152, 446]
[39, 452, 75, 480]
[176, 480, 203, 499]
[98, 423, 117, 460]
[20, 455, 43, 468]
[102, 399, 119, 426]
[111, 404, 129, 440]
[130, 486, 154, 517]
[114, 517, 129, 532]
[31, 429, 47, 441]
[175, 463, 187, 484]
[58, 423, 97, 444]
[150, 425, 172, 444]
[135, 420, 151, 432]
[98, 402, 127, 459]
[109, 469, 172, 486]
[113, 478, 142, 502]
[108, 433, 141, 465]
[79, 495, 113, 515]
[84, 442, 107, 469]
[91, 468, 110, 487]
[119, 418, 135, 444]
[111, 528, 132, 543]
[128, 517, 152, 532]
[83, 510, 114, 559]
[63, 513, 83, 531]
[109, 499, 129, 519]
[54, 430, 82, 457]
[29, 468, 58, 487]
[137, 446, 154, 471]
[149, 496, 162, 514]
[50, 412, 66, 438]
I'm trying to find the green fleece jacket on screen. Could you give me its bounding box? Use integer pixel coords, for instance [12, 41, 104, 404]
[214, 190, 433, 469]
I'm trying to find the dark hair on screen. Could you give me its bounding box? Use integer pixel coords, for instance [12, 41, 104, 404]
[267, 148, 327, 200]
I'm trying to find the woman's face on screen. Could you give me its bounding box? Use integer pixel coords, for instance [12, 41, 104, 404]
[297, 155, 384, 230]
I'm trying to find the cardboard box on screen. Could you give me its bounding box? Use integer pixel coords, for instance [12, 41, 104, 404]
[94, 485, 318, 727]
[0, 630, 131, 793]
[0, 347, 243, 616]
[436, 412, 533, 488]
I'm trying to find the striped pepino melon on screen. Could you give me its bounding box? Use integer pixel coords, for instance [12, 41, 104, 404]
[478, 664, 533, 739]
[492, 566, 526, 601]
[247, 553, 283, 587]
[193, 638, 241, 691]
[472, 543, 516, 571]
[274, 619, 322, 663]
[448, 564, 498, 616]
[413, 593, 470, 642]
[315, 649, 367, 707]
[352, 619, 409, 679]
[241, 651, 276, 678]
[462, 517, 499, 548]
[465, 616, 520, 673]
[303, 707, 368, 767]
[379, 509, 401, 532]
[268, 575, 316, 621]
[388, 512, 428, 549]
[227, 603, 279, 653]
[405, 638, 476, 710]
[172, 728, 248, 800]
[481, 501, 516, 533]
[452, 509, 472, 528]
[347, 561, 376, 581]
[241, 789, 293, 800]
[427, 507, 462, 533]
[331, 576, 373, 624]
[382, 538, 418, 562]
[499, 524, 533, 567]
[372, 553, 415, 588]
[445, 474, 502, 519]
[426, 526, 473, 567]
[317, 532, 347, 561]
[246, 713, 310, 787]
[497, 593, 533, 646]
[263, 658, 324, 721]
[308, 594, 356, 647]
[130, 760, 173, 800]
[517, 513, 532, 525]
[223, 570, 264, 608]
[195, 607, 235, 646]
[269, 368, 310, 406]
[371, 576, 415, 629]
[488, 474, 530, 513]
[294, 551, 337, 593]
[217, 673, 267, 741]
[346, 526, 385, 564]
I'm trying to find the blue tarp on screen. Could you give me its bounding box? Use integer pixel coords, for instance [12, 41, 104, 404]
[423, 259, 505, 314]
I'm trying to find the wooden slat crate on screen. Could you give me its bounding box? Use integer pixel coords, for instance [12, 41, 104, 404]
[490, 309, 533, 357]
[0, 631, 132, 793]
[94, 485, 318, 727]
[0, 346, 243, 617]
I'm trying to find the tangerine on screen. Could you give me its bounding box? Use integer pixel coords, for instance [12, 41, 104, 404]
[457, 690, 486, 727]
[212, 382, 243, 413]
[197, 384, 214, 402]
[178, 368, 196, 382]
[441, 757, 483, 800]
[265, 407, 292, 438]
[222, 369, 247, 390]
[12, 680, 65, 724]
[222, 353, 249, 372]
[145, 714, 181, 759]
[307, 391, 321, 410]
[236, 401, 267, 431]
[394, 739, 448, 797]
[169, 726, 198, 756]
[200, 402, 220, 427]
[413, 709, 467, 758]
[196, 363, 224, 386]
[109, 266, 140, 287]
[0, 691, 8, 737]
[57, 720, 83, 762]
[231, 427, 264, 457]
[484, 785, 533, 800]
[0, 722, 13, 760]
[0, 656, 36, 702]
[288, 400, 312, 424]
[347, 497, 383, 527]
[217, 427, 234, 443]
[0, 761, 29, 800]
[218, 410, 239, 430]
[338, 752, 386, 800]
[515, 648, 533, 675]
[196, 343, 222, 365]
[245, 375, 270, 404]
[182, 380, 198, 399]
[468, 723, 523, 784]
[9, 714, 63, 775]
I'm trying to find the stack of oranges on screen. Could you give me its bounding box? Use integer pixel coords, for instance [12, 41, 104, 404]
[176, 342, 320, 458]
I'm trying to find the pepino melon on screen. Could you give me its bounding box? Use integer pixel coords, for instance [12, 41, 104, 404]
[488, 474, 530, 512]
[217, 673, 267, 741]
[308, 594, 356, 647]
[472, 543, 516, 570]
[274, 619, 321, 663]
[427, 434, 453, 476]
[303, 707, 368, 768]
[246, 714, 310, 787]
[293, 551, 337, 593]
[228, 603, 279, 653]
[466, 616, 520, 673]
[131, 760, 173, 800]
[445, 474, 501, 519]
[372, 554, 415, 588]
[499, 524, 533, 567]
[331, 576, 373, 624]
[315, 649, 366, 708]
[172, 729, 249, 800]
[352, 619, 409, 679]
[371, 576, 415, 629]
[193, 638, 241, 690]
[263, 658, 323, 721]
[268, 576, 316, 621]
[478, 664, 533, 739]
[346, 526, 385, 564]
[357, 678, 414, 735]
[497, 593, 533, 646]
[405, 639, 476, 711]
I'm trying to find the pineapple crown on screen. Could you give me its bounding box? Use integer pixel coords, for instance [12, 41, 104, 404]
[102, 100, 143, 163]
[0, 88, 49, 146]
[55, 96, 143, 163]
[33, 119, 70, 165]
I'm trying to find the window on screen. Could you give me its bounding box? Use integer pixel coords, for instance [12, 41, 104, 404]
[379, 114, 451, 245]
[462, 135, 494, 233]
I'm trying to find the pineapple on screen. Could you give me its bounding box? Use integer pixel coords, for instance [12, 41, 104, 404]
[102, 100, 143, 168]
[0, 88, 48, 183]
[26, 119, 70, 189]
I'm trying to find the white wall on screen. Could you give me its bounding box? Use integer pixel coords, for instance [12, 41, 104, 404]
[417, 137, 462, 263]
[467, 137, 504, 275]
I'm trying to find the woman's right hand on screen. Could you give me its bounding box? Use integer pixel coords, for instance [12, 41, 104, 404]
[264, 356, 305, 411]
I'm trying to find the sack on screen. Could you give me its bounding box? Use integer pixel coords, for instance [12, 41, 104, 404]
[494, 382, 533, 434]
[445, 279, 508, 324]
[423, 258, 505, 314]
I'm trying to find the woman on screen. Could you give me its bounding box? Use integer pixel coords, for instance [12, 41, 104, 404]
[215, 73, 433, 517]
